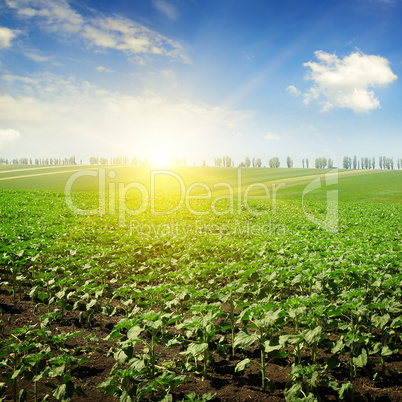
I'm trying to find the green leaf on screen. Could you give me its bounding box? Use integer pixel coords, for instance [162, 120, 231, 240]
[233, 331, 258, 349]
[49, 364, 66, 378]
[74, 386, 87, 398]
[159, 395, 173, 402]
[371, 313, 390, 330]
[19, 389, 28, 402]
[86, 299, 97, 310]
[284, 382, 302, 400]
[381, 345, 394, 357]
[339, 382, 353, 399]
[129, 358, 146, 372]
[127, 326, 142, 341]
[263, 340, 282, 354]
[331, 338, 344, 354]
[187, 342, 208, 357]
[120, 390, 135, 402]
[325, 354, 341, 371]
[234, 358, 251, 372]
[303, 326, 322, 345]
[352, 349, 367, 368]
[370, 342, 381, 355]
[11, 368, 22, 380]
[53, 382, 74, 401]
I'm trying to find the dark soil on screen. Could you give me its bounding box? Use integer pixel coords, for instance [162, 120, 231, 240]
[1, 292, 402, 401]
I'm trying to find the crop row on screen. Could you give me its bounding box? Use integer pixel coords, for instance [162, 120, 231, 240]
[0, 189, 401, 401]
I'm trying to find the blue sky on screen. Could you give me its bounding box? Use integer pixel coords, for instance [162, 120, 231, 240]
[0, 0, 401, 167]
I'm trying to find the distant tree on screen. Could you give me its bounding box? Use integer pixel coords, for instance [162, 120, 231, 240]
[286, 156, 293, 168]
[238, 162, 245, 167]
[202, 160, 206, 166]
[353, 155, 357, 170]
[315, 157, 327, 169]
[252, 157, 255, 167]
[222, 156, 232, 167]
[215, 157, 222, 167]
[384, 157, 390, 170]
[328, 158, 333, 168]
[245, 157, 251, 167]
[379, 156, 383, 169]
[343, 156, 350, 169]
[398, 158, 400, 170]
[256, 158, 262, 167]
[302, 158, 305, 168]
[372, 157, 375, 170]
[269, 157, 280, 168]
[306, 158, 309, 168]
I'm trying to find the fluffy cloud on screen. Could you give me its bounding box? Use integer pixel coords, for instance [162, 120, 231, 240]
[0, 26, 19, 49]
[265, 132, 280, 141]
[25, 52, 51, 62]
[286, 85, 301, 97]
[6, 0, 83, 33]
[0, 128, 21, 148]
[5, 0, 188, 63]
[0, 73, 252, 158]
[303, 50, 397, 113]
[96, 66, 114, 73]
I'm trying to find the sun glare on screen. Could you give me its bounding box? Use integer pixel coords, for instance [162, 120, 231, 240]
[153, 151, 170, 167]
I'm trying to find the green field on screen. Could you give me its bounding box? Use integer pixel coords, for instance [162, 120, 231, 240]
[0, 167, 401, 401]
[0, 165, 401, 203]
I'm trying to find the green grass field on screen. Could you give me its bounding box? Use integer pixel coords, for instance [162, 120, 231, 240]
[0, 165, 401, 203]
[0, 165, 401, 401]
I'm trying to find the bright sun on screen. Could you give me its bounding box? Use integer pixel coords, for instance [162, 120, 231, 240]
[153, 150, 170, 167]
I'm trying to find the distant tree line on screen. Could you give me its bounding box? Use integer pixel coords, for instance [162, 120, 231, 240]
[88, 156, 188, 166]
[314, 157, 334, 169]
[342, 156, 397, 170]
[2, 155, 402, 170]
[214, 156, 234, 167]
[238, 157, 263, 168]
[0, 156, 77, 165]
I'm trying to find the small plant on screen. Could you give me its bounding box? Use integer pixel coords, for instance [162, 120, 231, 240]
[235, 306, 284, 392]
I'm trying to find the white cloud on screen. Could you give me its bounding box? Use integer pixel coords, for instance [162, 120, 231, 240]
[265, 132, 280, 141]
[5, 0, 189, 63]
[286, 85, 301, 97]
[303, 50, 397, 113]
[0, 26, 20, 49]
[6, 0, 83, 33]
[152, 0, 180, 20]
[0, 128, 21, 148]
[0, 73, 252, 158]
[96, 66, 114, 73]
[25, 52, 51, 62]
